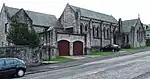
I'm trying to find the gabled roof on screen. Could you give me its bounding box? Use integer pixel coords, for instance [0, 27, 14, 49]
[69, 4, 117, 23]
[5, 6, 59, 27]
[122, 19, 138, 32]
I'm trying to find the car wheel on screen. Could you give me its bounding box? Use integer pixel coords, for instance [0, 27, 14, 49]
[16, 69, 25, 77]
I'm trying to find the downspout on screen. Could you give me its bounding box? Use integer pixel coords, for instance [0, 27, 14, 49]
[133, 27, 135, 48]
[100, 22, 103, 48]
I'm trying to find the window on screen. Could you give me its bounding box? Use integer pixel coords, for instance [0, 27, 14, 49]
[93, 25, 95, 37]
[99, 27, 102, 38]
[85, 24, 88, 32]
[0, 59, 5, 66]
[107, 28, 110, 39]
[75, 12, 78, 20]
[80, 23, 83, 34]
[66, 28, 73, 33]
[5, 23, 8, 33]
[5, 59, 14, 65]
[137, 30, 139, 41]
[97, 27, 99, 37]
[103, 27, 106, 39]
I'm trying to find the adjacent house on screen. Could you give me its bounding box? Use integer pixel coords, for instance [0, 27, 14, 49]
[117, 18, 146, 48]
[58, 4, 118, 56]
[0, 3, 59, 59]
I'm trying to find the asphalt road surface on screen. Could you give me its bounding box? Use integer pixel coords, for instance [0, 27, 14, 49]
[14, 51, 150, 79]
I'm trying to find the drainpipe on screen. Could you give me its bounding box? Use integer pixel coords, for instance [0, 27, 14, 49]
[133, 27, 135, 48]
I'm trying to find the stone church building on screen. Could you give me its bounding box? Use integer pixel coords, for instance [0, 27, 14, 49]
[0, 3, 146, 59]
[115, 18, 146, 48]
[58, 4, 118, 56]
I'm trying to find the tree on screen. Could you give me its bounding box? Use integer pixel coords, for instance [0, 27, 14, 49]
[6, 23, 40, 48]
[28, 27, 40, 48]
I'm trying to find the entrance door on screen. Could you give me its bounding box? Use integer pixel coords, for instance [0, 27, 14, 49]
[73, 41, 83, 55]
[58, 40, 70, 56]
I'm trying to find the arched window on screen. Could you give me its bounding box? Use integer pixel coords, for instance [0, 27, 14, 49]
[85, 24, 88, 31]
[137, 30, 139, 41]
[80, 23, 83, 34]
[5, 23, 8, 33]
[99, 27, 102, 38]
[103, 27, 107, 39]
[107, 28, 110, 39]
[97, 27, 100, 38]
[93, 25, 95, 37]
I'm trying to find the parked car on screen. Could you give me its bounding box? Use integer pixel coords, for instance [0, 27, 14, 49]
[0, 58, 26, 78]
[101, 44, 121, 52]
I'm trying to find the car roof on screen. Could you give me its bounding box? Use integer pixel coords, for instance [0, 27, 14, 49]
[0, 58, 19, 60]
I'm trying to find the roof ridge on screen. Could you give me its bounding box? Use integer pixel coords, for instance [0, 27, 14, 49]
[69, 4, 113, 17]
[123, 19, 138, 21]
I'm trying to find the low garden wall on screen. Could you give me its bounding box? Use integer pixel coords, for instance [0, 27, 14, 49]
[0, 46, 42, 67]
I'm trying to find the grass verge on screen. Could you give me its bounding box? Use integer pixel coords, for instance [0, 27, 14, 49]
[121, 46, 150, 52]
[89, 51, 119, 56]
[43, 57, 73, 63]
[51, 57, 73, 62]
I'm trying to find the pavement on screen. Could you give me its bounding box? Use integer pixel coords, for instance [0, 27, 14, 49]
[26, 48, 150, 75]
[16, 49, 150, 79]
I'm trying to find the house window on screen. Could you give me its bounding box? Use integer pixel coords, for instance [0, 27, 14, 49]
[80, 23, 83, 34]
[97, 27, 99, 38]
[103, 27, 106, 39]
[93, 25, 95, 37]
[85, 24, 88, 32]
[107, 28, 110, 39]
[5, 23, 8, 33]
[99, 27, 102, 38]
[137, 30, 139, 41]
[75, 12, 78, 20]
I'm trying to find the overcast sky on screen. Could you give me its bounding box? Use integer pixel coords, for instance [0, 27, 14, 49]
[0, 0, 150, 24]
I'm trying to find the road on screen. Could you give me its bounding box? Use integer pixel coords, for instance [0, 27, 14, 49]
[15, 51, 150, 79]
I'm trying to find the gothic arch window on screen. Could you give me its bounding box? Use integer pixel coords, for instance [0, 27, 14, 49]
[85, 23, 88, 32]
[103, 27, 107, 39]
[93, 25, 95, 37]
[5, 23, 8, 33]
[107, 28, 110, 39]
[97, 27, 99, 38]
[80, 23, 84, 34]
[137, 30, 139, 41]
[99, 26, 102, 38]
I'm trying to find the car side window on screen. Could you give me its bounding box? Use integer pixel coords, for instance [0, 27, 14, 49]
[0, 59, 5, 66]
[5, 59, 14, 65]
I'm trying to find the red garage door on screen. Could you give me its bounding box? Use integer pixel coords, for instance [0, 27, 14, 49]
[73, 41, 83, 55]
[58, 40, 70, 56]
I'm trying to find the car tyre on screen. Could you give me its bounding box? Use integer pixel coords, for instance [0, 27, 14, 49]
[16, 69, 25, 77]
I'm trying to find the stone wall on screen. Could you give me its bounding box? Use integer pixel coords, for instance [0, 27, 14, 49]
[0, 46, 42, 67]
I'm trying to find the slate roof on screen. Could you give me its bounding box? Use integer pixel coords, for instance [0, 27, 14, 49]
[69, 4, 117, 23]
[122, 19, 138, 32]
[5, 6, 59, 27]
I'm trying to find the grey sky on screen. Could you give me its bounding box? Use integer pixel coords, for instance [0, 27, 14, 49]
[0, 0, 149, 24]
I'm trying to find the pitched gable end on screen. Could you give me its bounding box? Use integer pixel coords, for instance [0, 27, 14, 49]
[11, 8, 32, 24]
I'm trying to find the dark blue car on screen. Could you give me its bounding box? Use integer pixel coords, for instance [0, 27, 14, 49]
[0, 58, 26, 78]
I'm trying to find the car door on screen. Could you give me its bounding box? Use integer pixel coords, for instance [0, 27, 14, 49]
[0, 59, 5, 76]
[4, 58, 16, 75]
